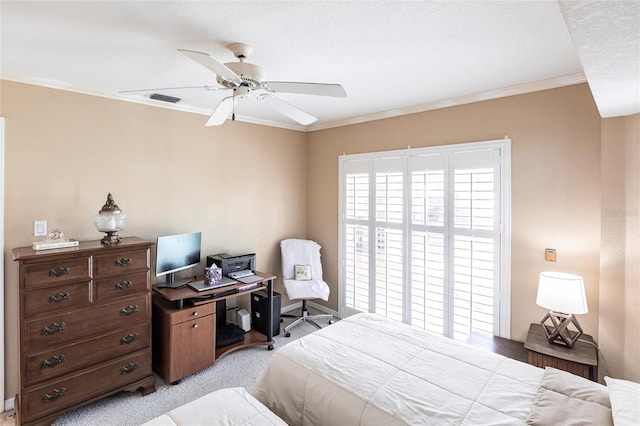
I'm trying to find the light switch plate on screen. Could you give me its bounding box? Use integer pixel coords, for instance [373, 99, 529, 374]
[34, 220, 47, 237]
[545, 248, 556, 262]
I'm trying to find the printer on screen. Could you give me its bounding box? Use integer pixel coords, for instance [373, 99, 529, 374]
[207, 253, 256, 278]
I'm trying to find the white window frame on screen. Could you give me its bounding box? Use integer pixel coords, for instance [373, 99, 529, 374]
[338, 138, 511, 338]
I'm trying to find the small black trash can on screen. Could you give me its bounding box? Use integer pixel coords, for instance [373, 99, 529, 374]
[251, 290, 281, 336]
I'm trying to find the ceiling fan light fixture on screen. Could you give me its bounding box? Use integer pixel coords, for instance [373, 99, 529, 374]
[221, 61, 264, 88]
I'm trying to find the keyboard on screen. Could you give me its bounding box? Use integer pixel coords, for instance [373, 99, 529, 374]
[228, 269, 253, 279]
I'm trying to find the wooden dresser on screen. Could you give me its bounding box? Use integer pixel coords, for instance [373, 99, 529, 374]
[13, 237, 156, 426]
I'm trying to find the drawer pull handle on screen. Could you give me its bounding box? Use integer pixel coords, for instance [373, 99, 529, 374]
[115, 258, 133, 267]
[193, 311, 198, 316]
[120, 333, 139, 345]
[48, 267, 70, 277]
[40, 354, 66, 369]
[49, 292, 71, 303]
[193, 323, 198, 328]
[119, 305, 139, 316]
[120, 362, 139, 374]
[115, 280, 133, 290]
[42, 387, 66, 403]
[41, 322, 66, 335]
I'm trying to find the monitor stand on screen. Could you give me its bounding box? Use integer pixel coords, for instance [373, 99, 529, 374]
[156, 273, 192, 289]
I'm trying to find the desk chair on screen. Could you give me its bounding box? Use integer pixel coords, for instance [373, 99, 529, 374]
[280, 239, 334, 337]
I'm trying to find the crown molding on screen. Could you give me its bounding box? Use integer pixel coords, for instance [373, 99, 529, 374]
[2, 72, 586, 133]
[307, 72, 587, 131]
[0, 75, 307, 131]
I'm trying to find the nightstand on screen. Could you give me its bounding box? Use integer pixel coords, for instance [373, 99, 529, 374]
[466, 331, 528, 363]
[524, 323, 597, 381]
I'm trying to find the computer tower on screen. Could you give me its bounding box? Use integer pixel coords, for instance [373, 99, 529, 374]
[251, 291, 281, 336]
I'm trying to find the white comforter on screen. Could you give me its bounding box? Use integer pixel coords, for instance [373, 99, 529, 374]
[253, 313, 545, 425]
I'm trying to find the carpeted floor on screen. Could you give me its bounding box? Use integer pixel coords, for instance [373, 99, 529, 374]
[5, 310, 333, 426]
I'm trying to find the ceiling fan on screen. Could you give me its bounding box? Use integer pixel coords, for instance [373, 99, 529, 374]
[125, 43, 346, 126]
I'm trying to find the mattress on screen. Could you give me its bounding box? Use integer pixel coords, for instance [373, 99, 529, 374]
[252, 313, 546, 425]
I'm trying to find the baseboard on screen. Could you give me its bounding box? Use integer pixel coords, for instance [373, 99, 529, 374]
[4, 396, 14, 412]
[280, 301, 339, 319]
[307, 301, 339, 318]
[280, 302, 302, 315]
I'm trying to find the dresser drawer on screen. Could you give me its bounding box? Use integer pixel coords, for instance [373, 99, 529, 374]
[23, 256, 91, 290]
[22, 349, 151, 423]
[170, 303, 215, 326]
[24, 282, 91, 318]
[25, 322, 150, 386]
[93, 249, 148, 277]
[25, 294, 149, 350]
[95, 271, 149, 301]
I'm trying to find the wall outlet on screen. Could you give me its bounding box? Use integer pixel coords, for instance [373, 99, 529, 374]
[34, 220, 47, 237]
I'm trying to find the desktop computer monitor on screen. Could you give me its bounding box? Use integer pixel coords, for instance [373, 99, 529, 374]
[155, 231, 201, 286]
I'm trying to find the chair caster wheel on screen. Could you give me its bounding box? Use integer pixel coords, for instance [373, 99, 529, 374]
[329, 319, 335, 325]
[284, 332, 291, 338]
[268, 344, 274, 350]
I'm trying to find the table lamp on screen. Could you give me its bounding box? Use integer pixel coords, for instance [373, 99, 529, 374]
[536, 271, 588, 348]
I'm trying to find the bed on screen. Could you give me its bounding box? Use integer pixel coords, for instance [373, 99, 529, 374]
[253, 313, 624, 425]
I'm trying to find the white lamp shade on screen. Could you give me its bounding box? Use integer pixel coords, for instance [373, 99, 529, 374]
[536, 272, 588, 314]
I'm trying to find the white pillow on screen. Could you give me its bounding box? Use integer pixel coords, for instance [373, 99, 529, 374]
[294, 264, 312, 280]
[605, 376, 640, 426]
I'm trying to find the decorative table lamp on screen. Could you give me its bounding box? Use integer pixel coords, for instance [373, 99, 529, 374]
[92, 193, 127, 245]
[536, 271, 588, 348]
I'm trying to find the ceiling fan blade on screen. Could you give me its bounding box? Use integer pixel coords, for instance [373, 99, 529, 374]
[178, 49, 242, 85]
[119, 85, 223, 94]
[264, 81, 346, 97]
[206, 96, 235, 126]
[259, 94, 317, 125]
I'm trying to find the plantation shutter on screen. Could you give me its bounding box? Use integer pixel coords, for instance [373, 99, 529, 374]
[408, 154, 447, 335]
[339, 140, 509, 339]
[373, 158, 404, 322]
[450, 150, 500, 340]
[343, 159, 371, 316]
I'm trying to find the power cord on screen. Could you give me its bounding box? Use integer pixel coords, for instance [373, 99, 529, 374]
[577, 337, 610, 380]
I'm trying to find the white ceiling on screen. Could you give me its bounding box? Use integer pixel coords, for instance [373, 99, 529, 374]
[1, 1, 638, 131]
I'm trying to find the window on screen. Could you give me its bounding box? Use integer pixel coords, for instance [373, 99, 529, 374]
[339, 139, 511, 339]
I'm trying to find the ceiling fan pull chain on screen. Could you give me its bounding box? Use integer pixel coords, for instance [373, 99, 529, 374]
[232, 88, 236, 121]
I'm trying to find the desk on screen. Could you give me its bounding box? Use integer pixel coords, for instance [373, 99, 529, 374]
[152, 271, 276, 383]
[524, 323, 597, 381]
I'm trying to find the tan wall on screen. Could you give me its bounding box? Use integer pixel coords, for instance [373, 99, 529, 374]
[3, 79, 636, 399]
[623, 114, 639, 381]
[600, 117, 628, 378]
[307, 84, 602, 344]
[2, 80, 308, 398]
[600, 113, 640, 382]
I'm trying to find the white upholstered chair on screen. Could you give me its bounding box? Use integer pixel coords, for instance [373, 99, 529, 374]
[280, 239, 333, 337]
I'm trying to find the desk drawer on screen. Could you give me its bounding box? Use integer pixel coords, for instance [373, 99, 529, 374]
[170, 303, 215, 326]
[23, 256, 91, 290]
[25, 294, 149, 350]
[95, 271, 149, 301]
[93, 249, 148, 277]
[22, 349, 150, 423]
[25, 322, 149, 386]
[24, 282, 91, 318]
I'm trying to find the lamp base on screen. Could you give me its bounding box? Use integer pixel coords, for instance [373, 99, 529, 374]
[100, 231, 121, 245]
[540, 311, 583, 348]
